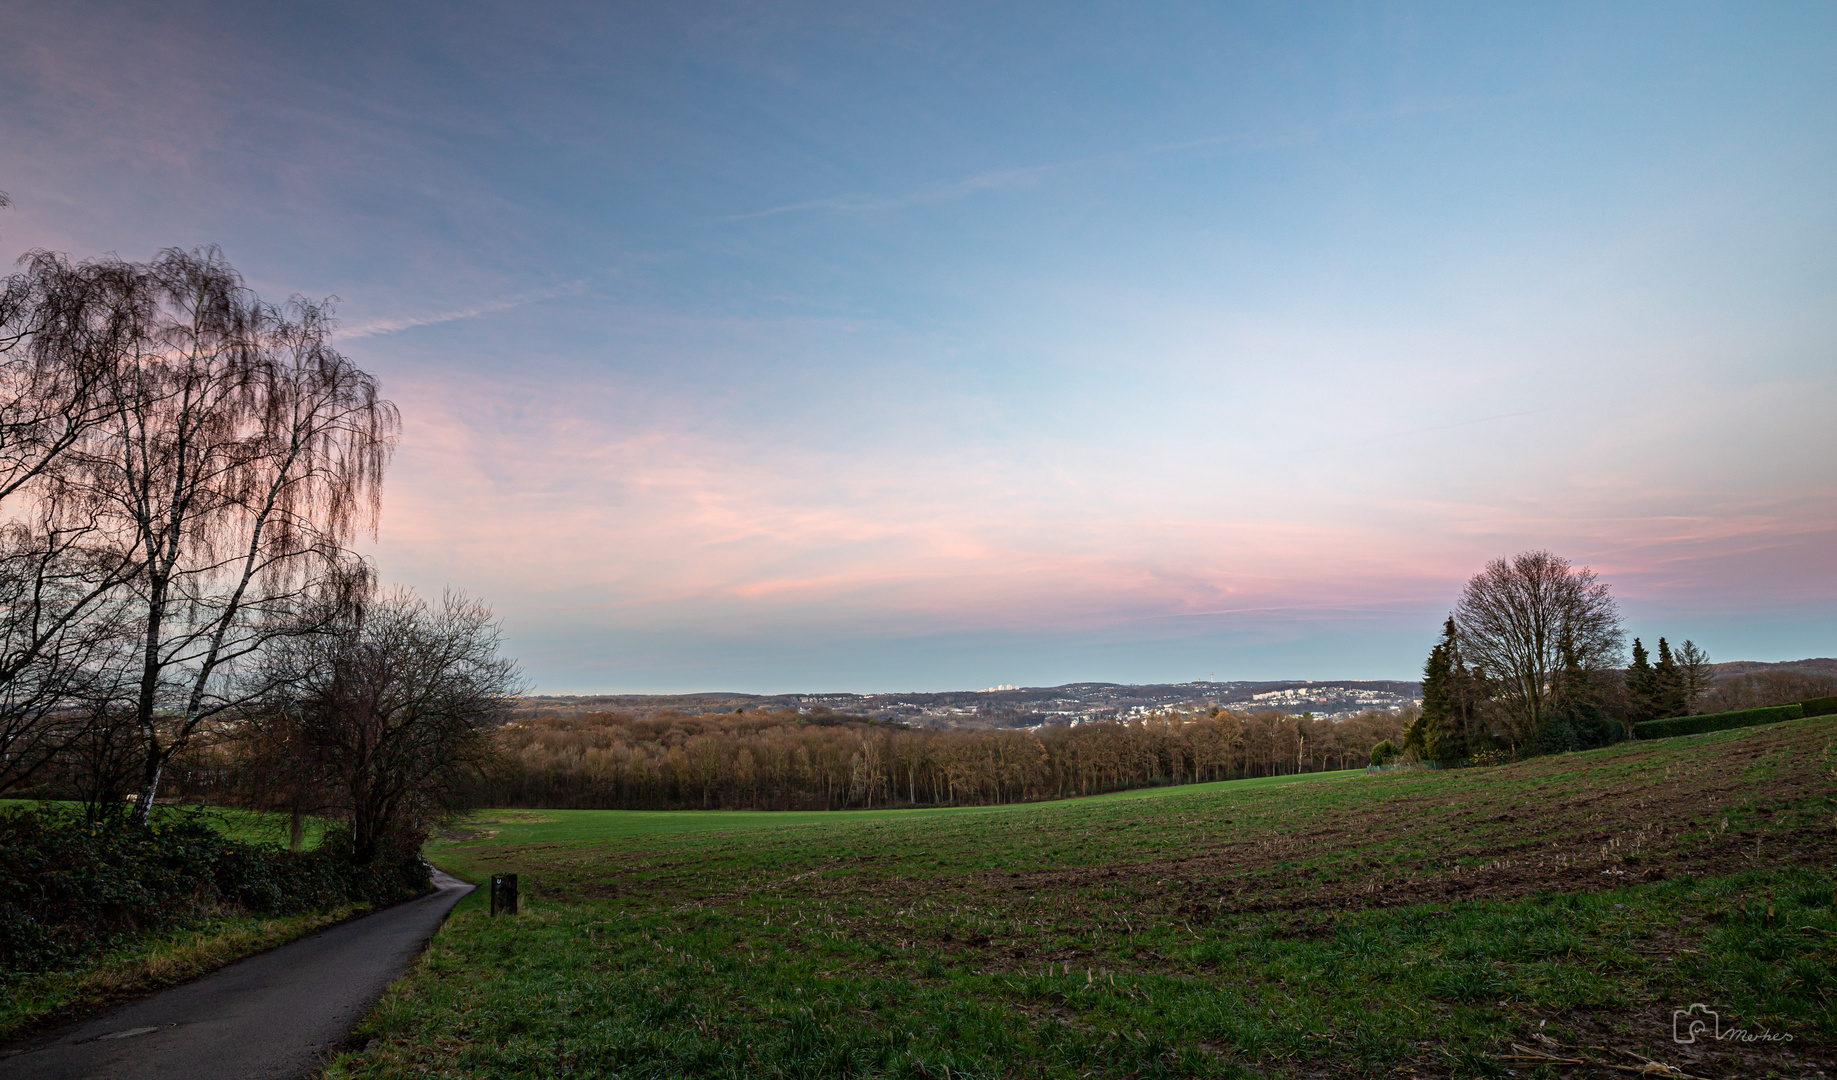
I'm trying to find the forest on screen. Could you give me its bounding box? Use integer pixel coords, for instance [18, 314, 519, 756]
[138, 649, 1832, 818]
[459, 706, 1410, 811]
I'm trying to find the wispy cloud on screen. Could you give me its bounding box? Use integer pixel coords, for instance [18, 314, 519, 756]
[711, 164, 1062, 223]
[340, 282, 585, 339]
[712, 123, 1321, 224]
[1135, 600, 1435, 622]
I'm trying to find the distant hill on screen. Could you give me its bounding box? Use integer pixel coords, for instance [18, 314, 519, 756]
[517, 661, 1837, 725]
[515, 659, 1835, 728]
[515, 680, 1422, 728]
[515, 692, 772, 717]
[1708, 658, 1837, 678]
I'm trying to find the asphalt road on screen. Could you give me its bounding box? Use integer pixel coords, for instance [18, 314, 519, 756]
[1, 869, 473, 1080]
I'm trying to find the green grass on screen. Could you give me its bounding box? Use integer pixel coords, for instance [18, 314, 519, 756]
[334, 870, 1833, 1080]
[0, 799, 335, 849]
[319, 718, 1835, 1077]
[435, 771, 1365, 848]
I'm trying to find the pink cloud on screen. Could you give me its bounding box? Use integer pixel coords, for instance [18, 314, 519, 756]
[367, 364, 1828, 639]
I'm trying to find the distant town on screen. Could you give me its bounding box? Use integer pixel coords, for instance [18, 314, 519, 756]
[514, 679, 1424, 728]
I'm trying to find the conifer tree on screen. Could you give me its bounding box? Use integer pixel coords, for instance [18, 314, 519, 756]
[1446, 621, 1485, 758]
[1408, 638, 1448, 759]
[1542, 630, 1618, 747]
[1653, 637, 1687, 719]
[1625, 638, 1656, 725]
[1674, 640, 1711, 715]
[1408, 617, 1469, 762]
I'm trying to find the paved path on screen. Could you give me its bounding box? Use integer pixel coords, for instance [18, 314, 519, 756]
[1, 870, 473, 1080]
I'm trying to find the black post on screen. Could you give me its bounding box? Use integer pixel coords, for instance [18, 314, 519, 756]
[490, 873, 519, 915]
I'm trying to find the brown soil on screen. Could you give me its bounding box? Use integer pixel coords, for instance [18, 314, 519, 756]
[987, 722, 1835, 916]
[563, 720, 1836, 1078]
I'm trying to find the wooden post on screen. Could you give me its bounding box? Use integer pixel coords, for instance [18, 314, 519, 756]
[490, 873, 518, 915]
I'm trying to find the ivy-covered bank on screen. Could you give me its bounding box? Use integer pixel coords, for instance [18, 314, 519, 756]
[0, 807, 430, 1036]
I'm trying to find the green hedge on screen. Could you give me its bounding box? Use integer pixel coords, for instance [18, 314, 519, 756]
[1799, 695, 1837, 719]
[0, 809, 430, 976]
[1634, 703, 1804, 740]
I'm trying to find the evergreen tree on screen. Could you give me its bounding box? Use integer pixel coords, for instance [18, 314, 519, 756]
[1409, 618, 1470, 763]
[1653, 637, 1686, 719]
[1446, 624, 1485, 758]
[1625, 638, 1656, 724]
[1409, 638, 1447, 758]
[1535, 631, 1617, 750]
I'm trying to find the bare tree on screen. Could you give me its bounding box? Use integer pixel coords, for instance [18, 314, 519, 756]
[1454, 550, 1623, 742]
[0, 252, 149, 791]
[0, 252, 146, 502]
[0, 522, 137, 792]
[55, 707, 144, 820]
[67, 248, 398, 824]
[1674, 640, 1712, 714]
[262, 588, 519, 864]
[1701, 669, 1836, 714]
[0, 242, 400, 814]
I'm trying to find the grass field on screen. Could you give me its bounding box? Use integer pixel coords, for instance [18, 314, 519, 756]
[330, 721, 1836, 1079]
[431, 772, 1366, 847]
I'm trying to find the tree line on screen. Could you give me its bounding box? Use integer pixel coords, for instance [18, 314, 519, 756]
[463, 705, 1411, 811]
[0, 235, 516, 862]
[1386, 550, 1828, 766]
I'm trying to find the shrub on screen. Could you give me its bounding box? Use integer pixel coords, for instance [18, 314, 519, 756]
[1634, 703, 1804, 740]
[1370, 740, 1399, 766]
[1799, 695, 1837, 719]
[1528, 702, 1622, 757]
[1529, 713, 1579, 755]
[0, 808, 429, 976]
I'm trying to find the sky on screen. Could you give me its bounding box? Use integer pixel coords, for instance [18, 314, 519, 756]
[2, 1, 1833, 692]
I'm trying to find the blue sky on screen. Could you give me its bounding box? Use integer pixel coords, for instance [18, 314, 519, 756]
[3, 2, 1833, 691]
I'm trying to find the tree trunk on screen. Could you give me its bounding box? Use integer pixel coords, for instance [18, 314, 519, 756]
[132, 757, 163, 826]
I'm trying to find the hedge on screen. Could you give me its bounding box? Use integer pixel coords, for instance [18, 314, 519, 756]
[1634, 702, 1804, 740]
[0, 809, 430, 976]
[1800, 695, 1837, 719]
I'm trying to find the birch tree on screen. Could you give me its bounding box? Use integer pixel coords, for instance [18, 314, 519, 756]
[72, 248, 398, 824]
[0, 251, 147, 791]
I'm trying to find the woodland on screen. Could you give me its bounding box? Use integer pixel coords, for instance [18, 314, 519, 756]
[444, 706, 1402, 811]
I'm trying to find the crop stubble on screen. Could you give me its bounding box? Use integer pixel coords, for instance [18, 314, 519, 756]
[335, 721, 1835, 1079]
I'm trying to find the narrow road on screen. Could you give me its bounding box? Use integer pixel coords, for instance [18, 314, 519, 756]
[1, 869, 473, 1080]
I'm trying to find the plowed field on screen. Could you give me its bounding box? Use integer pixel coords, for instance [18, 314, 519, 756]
[328, 719, 1836, 1079]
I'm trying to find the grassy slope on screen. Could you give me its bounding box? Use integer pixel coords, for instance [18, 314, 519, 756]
[340, 721, 1835, 1078]
[0, 800, 335, 849]
[1, 908, 363, 1041]
[431, 771, 1366, 848]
